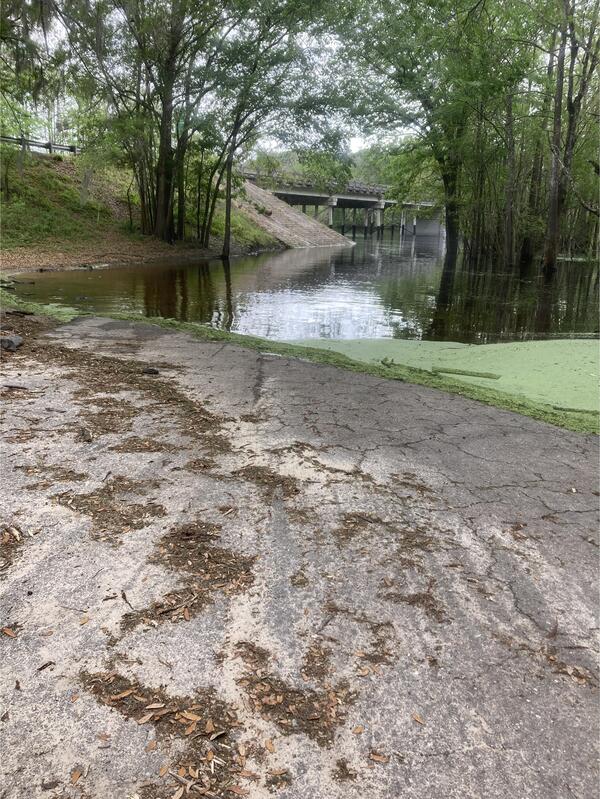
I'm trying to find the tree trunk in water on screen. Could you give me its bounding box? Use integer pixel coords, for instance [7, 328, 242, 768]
[542, 20, 567, 278]
[221, 148, 234, 259]
[441, 167, 460, 303]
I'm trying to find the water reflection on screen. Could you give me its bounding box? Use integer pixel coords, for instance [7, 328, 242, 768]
[14, 233, 598, 343]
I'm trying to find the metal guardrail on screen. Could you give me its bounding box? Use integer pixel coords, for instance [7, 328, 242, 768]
[0, 135, 78, 154]
[242, 169, 390, 197]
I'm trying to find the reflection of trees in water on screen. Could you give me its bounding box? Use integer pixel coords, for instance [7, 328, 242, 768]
[142, 263, 220, 323]
[427, 258, 598, 343]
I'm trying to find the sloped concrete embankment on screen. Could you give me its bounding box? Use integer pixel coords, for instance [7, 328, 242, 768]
[240, 181, 352, 248]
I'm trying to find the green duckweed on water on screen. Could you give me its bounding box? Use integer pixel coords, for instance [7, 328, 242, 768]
[1, 288, 598, 434]
[290, 338, 600, 413]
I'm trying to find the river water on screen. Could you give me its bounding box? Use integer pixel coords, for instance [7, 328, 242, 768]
[12, 234, 598, 343]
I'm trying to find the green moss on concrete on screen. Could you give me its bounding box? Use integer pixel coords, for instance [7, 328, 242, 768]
[1, 288, 597, 434]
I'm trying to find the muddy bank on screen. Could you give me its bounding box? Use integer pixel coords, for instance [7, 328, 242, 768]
[1, 313, 598, 798]
[0, 234, 285, 277]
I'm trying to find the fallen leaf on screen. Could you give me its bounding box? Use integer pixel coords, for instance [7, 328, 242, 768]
[183, 607, 191, 621]
[1, 627, 17, 638]
[357, 667, 370, 677]
[178, 766, 187, 777]
[70, 694, 80, 702]
[137, 713, 154, 724]
[79, 616, 89, 625]
[145, 702, 165, 710]
[227, 787, 249, 796]
[181, 711, 201, 722]
[159, 764, 169, 777]
[70, 769, 82, 785]
[205, 718, 215, 733]
[239, 770, 260, 780]
[111, 689, 135, 701]
[206, 750, 214, 762]
[172, 788, 184, 799]
[97, 733, 111, 742]
[269, 769, 288, 776]
[369, 752, 389, 764]
[145, 740, 157, 752]
[265, 739, 275, 753]
[184, 722, 197, 736]
[353, 725, 365, 734]
[412, 713, 425, 725]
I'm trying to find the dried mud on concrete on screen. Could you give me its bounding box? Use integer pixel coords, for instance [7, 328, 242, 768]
[0, 313, 598, 799]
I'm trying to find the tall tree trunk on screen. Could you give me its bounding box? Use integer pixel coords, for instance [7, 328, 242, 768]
[441, 165, 460, 291]
[519, 31, 557, 272]
[154, 76, 175, 241]
[196, 147, 205, 240]
[503, 90, 516, 271]
[221, 147, 235, 259]
[542, 19, 567, 278]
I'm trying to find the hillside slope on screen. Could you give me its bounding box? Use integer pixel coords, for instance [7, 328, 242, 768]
[240, 181, 352, 248]
[0, 152, 280, 273]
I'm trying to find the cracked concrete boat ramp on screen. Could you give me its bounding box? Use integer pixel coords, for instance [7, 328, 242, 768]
[1, 316, 598, 799]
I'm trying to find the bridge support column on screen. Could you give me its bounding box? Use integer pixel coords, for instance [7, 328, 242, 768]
[400, 210, 406, 237]
[314, 205, 319, 218]
[412, 213, 417, 236]
[302, 204, 307, 214]
[341, 207, 346, 235]
[374, 200, 385, 237]
[363, 208, 369, 237]
[327, 196, 337, 228]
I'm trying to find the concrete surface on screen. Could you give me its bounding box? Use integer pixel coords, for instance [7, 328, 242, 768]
[1, 316, 598, 799]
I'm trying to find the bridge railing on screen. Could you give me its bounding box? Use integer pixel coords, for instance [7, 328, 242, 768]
[241, 169, 390, 197]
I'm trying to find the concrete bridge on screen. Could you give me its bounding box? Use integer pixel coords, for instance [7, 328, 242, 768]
[242, 170, 438, 237]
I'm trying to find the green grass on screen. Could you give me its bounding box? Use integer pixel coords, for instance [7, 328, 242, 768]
[1, 287, 598, 435]
[0, 151, 114, 248]
[0, 150, 279, 252]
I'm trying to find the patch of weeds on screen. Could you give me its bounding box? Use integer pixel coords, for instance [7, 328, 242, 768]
[236, 642, 355, 747]
[121, 520, 255, 632]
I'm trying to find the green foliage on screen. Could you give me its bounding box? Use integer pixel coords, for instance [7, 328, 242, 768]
[0, 150, 114, 247]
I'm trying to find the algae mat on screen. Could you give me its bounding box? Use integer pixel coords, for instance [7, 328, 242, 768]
[291, 338, 600, 412]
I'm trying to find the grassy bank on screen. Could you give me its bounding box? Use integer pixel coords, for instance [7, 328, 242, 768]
[0, 150, 278, 269]
[1, 288, 597, 434]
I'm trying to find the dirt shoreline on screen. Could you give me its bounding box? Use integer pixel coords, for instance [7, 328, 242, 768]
[0, 234, 286, 277]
